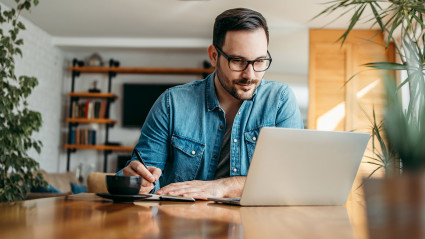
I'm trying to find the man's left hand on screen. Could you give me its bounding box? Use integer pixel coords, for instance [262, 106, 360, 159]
[156, 177, 246, 200]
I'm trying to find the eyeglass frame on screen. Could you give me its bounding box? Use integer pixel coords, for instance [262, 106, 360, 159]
[214, 45, 272, 72]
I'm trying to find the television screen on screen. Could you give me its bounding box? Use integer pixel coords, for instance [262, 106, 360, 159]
[122, 83, 179, 128]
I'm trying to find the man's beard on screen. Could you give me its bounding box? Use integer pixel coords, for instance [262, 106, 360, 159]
[216, 62, 260, 101]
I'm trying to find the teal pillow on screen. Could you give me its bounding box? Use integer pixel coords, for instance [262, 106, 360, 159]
[70, 182, 87, 194]
[31, 183, 62, 193]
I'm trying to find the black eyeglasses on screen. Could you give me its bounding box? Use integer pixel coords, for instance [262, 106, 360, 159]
[214, 45, 272, 72]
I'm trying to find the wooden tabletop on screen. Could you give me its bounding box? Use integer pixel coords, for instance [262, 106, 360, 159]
[0, 193, 367, 239]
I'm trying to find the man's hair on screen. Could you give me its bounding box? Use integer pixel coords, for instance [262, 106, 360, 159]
[213, 8, 269, 49]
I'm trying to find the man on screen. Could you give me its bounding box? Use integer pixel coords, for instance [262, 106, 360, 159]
[118, 8, 303, 199]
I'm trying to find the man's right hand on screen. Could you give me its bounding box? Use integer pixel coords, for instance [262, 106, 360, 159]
[122, 161, 162, 194]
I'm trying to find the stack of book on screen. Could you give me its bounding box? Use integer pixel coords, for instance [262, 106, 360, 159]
[69, 129, 96, 145]
[71, 100, 107, 119]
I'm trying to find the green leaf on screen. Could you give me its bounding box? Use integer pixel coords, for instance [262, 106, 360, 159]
[15, 39, 23, 46]
[9, 29, 17, 41]
[17, 22, 25, 30]
[16, 48, 23, 58]
[364, 62, 409, 70]
[386, 9, 403, 48]
[338, 4, 367, 46]
[396, 78, 411, 91]
[17, 4, 25, 11]
[24, 1, 31, 10]
[369, 2, 384, 30]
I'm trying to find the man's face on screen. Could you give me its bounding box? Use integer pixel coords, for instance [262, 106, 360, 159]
[215, 29, 268, 100]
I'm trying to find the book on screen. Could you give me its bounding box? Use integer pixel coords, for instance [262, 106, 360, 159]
[69, 129, 76, 144]
[71, 102, 77, 118]
[70, 99, 111, 119]
[85, 101, 90, 118]
[91, 130, 96, 145]
[99, 101, 107, 118]
[94, 101, 101, 118]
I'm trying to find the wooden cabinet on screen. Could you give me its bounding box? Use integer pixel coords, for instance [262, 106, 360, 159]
[66, 59, 214, 172]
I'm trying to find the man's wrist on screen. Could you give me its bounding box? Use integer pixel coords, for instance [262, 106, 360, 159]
[217, 176, 246, 198]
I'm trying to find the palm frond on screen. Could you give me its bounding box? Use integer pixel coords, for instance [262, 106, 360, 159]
[338, 4, 368, 45]
[369, 2, 384, 30]
[364, 62, 409, 70]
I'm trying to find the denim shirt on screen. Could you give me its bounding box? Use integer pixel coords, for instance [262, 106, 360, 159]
[116, 72, 304, 192]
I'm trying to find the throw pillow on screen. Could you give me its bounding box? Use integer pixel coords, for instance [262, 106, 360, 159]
[31, 184, 62, 194]
[70, 182, 87, 194]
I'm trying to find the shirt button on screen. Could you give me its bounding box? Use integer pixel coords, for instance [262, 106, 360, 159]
[252, 137, 256, 141]
[233, 139, 237, 143]
[220, 125, 224, 129]
[213, 155, 217, 158]
[191, 151, 196, 155]
[233, 168, 237, 172]
[238, 112, 241, 115]
[218, 108, 222, 112]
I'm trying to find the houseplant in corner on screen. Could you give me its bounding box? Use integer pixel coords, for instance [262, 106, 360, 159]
[0, 0, 47, 202]
[315, 0, 425, 237]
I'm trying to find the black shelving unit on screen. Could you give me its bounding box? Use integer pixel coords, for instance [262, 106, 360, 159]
[66, 58, 122, 172]
[65, 59, 214, 172]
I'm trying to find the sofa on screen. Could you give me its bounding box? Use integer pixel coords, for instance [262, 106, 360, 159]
[26, 170, 78, 199]
[26, 171, 112, 199]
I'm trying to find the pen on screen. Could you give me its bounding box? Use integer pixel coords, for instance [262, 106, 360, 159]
[133, 149, 157, 193]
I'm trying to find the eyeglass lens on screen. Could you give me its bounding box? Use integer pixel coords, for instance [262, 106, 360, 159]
[229, 58, 271, 72]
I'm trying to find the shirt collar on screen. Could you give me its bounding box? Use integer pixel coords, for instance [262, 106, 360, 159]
[206, 72, 221, 112]
[251, 79, 263, 101]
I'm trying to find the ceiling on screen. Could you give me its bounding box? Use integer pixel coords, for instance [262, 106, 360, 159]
[0, 0, 368, 39]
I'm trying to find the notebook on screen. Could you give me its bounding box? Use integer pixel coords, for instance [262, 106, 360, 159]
[208, 127, 369, 206]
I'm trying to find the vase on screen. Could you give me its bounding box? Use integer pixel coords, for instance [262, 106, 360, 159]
[363, 173, 425, 239]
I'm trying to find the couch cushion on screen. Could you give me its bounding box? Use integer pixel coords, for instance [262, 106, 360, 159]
[40, 170, 78, 194]
[31, 183, 62, 193]
[70, 182, 87, 194]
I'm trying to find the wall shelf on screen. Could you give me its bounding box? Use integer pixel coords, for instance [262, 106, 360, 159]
[65, 144, 133, 151]
[66, 118, 117, 124]
[68, 92, 117, 99]
[69, 66, 214, 75]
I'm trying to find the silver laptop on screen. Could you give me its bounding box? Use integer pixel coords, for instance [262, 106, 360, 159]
[209, 127, 369, 206]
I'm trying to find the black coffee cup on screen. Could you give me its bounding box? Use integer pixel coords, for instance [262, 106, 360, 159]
[106, 175, 142, 195]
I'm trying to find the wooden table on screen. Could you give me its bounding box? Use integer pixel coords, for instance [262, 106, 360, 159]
[0, 193, 368, 239]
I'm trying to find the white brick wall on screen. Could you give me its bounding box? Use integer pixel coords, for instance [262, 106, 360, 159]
[1, 3, 64, 172]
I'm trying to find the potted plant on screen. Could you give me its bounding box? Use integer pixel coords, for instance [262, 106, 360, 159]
[316, 0, 424, 237]
[0, 0, 47, 202]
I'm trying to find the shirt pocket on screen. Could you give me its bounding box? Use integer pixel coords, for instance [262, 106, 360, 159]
[170, 135, 206, 182]
[244, 129, 260, 163]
